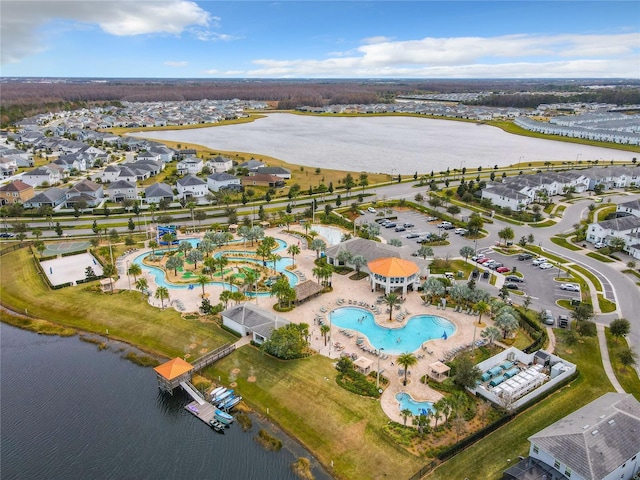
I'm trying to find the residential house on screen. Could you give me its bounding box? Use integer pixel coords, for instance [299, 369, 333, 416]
[0, 157, 18, 177]
[616, 199, 640, 218]
[504, 393, 640, 480]
[22, 166, 62, 187]
[176, 175, 208, 200]
[53, 153, 87, 173]
[241, 174, 284, 188]
[24, 187, 67, 209]
[144, 182, 174, 204]
[206, 155, 233, 173]
[0, 180, 34, 205]
[237, 159, 265, 172]
[65, 179, 104, 208]
[587, 215, 640, 258]
[176, 157, 203, 175]
[106, 180, 138, 202]
[220, 303, 290, 345]
[255, 166, 292, 179]
[207, 172, 241, 192]
[481, 184, 532, 211]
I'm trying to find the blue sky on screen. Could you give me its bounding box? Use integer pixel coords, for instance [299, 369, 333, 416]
[1, 1, 639, 78]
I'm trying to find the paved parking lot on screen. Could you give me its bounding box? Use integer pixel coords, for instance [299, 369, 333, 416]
[486, 251, 581, 321]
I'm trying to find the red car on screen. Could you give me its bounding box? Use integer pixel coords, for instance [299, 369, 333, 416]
[477, 258, 491, 264]
[496, 266, 510, 273]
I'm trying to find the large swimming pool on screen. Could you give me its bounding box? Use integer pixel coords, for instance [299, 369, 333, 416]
[330, 307, 455, 354]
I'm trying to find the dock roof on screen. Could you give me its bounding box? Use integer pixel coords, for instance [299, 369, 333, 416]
[154, 357, 194, 380]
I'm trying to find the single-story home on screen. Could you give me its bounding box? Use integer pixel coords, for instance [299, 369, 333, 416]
[220, 303, 290, 344]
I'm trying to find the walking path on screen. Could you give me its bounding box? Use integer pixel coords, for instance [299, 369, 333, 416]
[596, 323, 624, 393]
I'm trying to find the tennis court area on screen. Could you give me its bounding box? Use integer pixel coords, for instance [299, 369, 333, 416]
[42, 241, 92, 257]
[40, 252, 103, 287]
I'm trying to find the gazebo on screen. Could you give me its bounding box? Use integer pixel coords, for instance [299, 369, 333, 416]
[367, 257, 420, 295]
[153, 357, 194, 393]
[353, 356, 374, 375]
[427, 361, 451, 383]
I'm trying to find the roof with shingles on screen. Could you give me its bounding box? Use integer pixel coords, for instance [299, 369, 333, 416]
[368, 257, 419, 277]
[529, 393, 640, 480]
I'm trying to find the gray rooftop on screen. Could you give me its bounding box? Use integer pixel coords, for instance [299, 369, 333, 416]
[221, 303, 289, 339]
[529, 393, 640, 480]
[596, 215, 640, 232]
[177, 174, 206, 186]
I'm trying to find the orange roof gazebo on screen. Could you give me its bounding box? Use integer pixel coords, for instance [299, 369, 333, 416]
[154, 357, 194, 381]
[368, 257, 419, 278]
[367, 257, 420, 295]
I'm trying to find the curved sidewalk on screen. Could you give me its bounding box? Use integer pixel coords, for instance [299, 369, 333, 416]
[596, 323, 624, 393]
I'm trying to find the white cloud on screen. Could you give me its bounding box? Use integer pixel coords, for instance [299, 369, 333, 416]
[165, 61, 188, 67]
[1, 0, 213, 64]
[246, 32, 640, 78]
[361, 36, 393, 45]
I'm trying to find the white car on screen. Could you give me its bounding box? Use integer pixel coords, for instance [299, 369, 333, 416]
[532, 257, 548, 266]
[454, 228, 466, 235]
[560, 283, 580, 292]
[539, 262, 554, 270]
[594, 241, 605, 249]
[367, 207, 377, 213]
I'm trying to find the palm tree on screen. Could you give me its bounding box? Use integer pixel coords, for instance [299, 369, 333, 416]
[244, 269, 259, 303]
[400, 408, 412, 427]
[204, 257, 216, 279]
[102, 263, 116, 294]
[187, 249, 203, 269]
[215, 255, 229, 285]
[397, 352, 418, 386]
[320, 324, 330, 346]
[383, 293, 400, 322]
[474, 300, 490, 325]
[269, 253, 281, 273]
[166, 255, 184, 276]
[197, 274, 209, 297]
[287, 244, 300, 267]
[220, 290, 232, 309]
[148, 240, 158, 255]
[162, 232, 176, 252]
[310, 238, 327, 259]
[351, 255, 366, 275]
[135, 277, 148, 299]
[155, 286, 169, 309]
[127, 263, 142, 282]
[481, 326, 501, 346]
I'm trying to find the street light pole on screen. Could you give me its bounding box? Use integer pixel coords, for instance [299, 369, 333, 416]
[376, 347, 384, 389]
[126, 260, 131, 290]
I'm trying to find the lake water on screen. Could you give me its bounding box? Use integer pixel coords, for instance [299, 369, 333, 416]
[0, 323, 331, 480]
[138, 113, 637, 174]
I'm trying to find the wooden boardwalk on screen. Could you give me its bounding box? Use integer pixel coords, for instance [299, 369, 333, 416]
[185, 401, 216, 425]
[191, 343, 236, 371]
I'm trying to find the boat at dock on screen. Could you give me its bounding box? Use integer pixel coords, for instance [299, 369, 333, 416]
[210, 386, 226, 399]
[209, 419, 226, 433]
[214, 390, 234, 403]
[214, 408, 234, 425]
[220, 396, 242, 411]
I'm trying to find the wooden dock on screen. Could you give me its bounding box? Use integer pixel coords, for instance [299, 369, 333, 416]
[191, 343, 236, 371]
[184, 400, 216, 425]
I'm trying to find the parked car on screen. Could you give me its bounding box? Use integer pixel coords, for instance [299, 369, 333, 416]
[496, 266, 510, 273]
[505, 283, 519, 290]
[532, 257, 548, 266]
[376, 218, 389, 224]
[518, 253, 533, 261]
[594, 241, 605, 249]
[406, 233, 419, 239]
[454, 228, 466, 234]
[542, 309, 554, 325]
[384, 222, 397, 228]
[558, 314, 570, 328]
[539, 262, 554, 270]
[442, 224, 455, 230]
[560, 283, 580, 292]
[0, 233, 15, 238]
[403, 222, 414, 228]
[358, 210, 366, 215]
[437, 221, 452, 228]
[472, 253, 485, 261]
[395, 226, 406, 232]
[505, 275, 523, 283]
[367, 207, 377, 213]
[477, 257, 491, 264]
[425, 216, 438, 222]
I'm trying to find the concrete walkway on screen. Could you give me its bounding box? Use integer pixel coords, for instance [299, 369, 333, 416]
[596, 323, 624, 393]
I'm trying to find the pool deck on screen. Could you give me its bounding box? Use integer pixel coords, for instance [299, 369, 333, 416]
[115, 226, 491, 425]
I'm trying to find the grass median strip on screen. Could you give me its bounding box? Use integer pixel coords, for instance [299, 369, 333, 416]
[586, 252, 615, 263]
[605, 328, 640, 401]
[550, 236, 582, 251]
[597, 294, 617, 314]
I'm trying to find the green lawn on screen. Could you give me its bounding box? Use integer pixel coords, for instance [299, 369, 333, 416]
[530, 219, 557, 228]
[586, 252, 615, 263]
[597, 294, 617, 313]
[605, 328, 640, 401]
[429, 259, 476, 277]
[550, 236, 582, 251]
[206, 347, 423, 480]
[0, 248, 236, 358]
[428, 330, 614, 479]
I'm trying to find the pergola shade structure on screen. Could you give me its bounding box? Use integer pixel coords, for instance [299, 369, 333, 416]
[153, 357, 194, 393]
[367, 257, 420, 295]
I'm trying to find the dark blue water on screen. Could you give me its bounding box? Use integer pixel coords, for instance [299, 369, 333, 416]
[0, 323, 330, 480]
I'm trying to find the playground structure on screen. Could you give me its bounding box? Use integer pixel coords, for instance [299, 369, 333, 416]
[157, 225, 179, 245]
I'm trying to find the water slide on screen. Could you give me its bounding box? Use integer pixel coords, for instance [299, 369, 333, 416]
[180, 381, 205, 405]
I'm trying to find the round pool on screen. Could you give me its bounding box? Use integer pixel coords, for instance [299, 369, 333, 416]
[329, 306, 455, 354]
